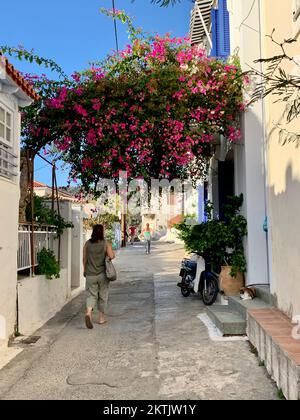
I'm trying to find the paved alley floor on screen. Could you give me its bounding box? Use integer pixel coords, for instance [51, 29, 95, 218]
[0, 242, 277, 400]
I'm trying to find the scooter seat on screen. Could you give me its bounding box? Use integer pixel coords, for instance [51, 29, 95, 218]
[183, 260, 197, 269]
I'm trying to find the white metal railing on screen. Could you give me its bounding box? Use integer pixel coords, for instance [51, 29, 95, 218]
[0, 141, 18, 180]
[17, 224, 57, 272]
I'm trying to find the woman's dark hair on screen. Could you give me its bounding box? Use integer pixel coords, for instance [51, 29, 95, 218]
[90, 224, 104, 243]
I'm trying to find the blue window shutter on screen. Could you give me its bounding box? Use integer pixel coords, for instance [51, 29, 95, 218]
[210, 8, 218, 57]
[210, 0, 230, 59]
[218, 0, 230, 58]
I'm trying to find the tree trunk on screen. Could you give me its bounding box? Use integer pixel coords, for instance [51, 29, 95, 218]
[19, 150, 33, 223]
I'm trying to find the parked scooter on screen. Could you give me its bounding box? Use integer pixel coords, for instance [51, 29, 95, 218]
[177, 253, 219, 306]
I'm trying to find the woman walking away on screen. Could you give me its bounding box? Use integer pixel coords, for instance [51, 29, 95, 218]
[143, 223, 152, 254]
[83, 224, 115, 329]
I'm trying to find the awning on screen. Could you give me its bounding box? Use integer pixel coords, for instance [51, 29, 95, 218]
[189, 0, 213, 46]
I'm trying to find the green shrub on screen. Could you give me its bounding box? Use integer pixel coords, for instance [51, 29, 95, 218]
[175, 195, 247, 276]
[37, 248, 60, 279]
[26, 195, 73, 236]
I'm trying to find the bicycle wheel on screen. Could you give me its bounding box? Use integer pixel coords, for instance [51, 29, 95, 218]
[201, 272, 219, 306]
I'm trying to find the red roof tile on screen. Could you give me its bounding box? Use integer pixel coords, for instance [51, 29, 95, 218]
[0, 52, 40, 101]
[33, 181, 48, 188]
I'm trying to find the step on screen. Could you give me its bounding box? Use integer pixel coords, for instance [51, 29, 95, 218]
[228, 295, 273, 320]
[215, 292, 229, 305]
[254, 285, 277, 306]
[206, 306, 247, 336]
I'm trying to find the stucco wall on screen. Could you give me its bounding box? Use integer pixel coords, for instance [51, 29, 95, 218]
[0, 179, 19, 347]
[263, 0, 300, 317]
[71, 205, 85, 289]
[228, 0, 269, 285]
[17, 268, 69, 336]
[0, 93, 20, 347]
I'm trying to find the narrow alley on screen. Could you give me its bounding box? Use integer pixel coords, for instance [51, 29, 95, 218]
[0, 243, 277, 400]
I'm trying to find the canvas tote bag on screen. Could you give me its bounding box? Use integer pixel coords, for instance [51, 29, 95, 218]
[105, 242, 117, 281]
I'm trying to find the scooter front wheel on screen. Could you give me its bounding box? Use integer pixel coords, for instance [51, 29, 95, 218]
[178, 273, 191, 297]
[181, 287, 191, 297]
[201, 273, 219, 305]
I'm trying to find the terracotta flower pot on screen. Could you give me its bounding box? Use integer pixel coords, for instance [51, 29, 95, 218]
[219, 266, 244, 296]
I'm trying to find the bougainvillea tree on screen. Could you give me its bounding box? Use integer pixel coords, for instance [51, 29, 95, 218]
[2, 9, 246, 196]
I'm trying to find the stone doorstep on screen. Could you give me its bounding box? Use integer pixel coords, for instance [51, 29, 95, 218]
[206, 306, 247, 336]
[248, 308, 300, 400]
[228, 295, 273, 319]
[206, 293, 273, 337]
[255, 285, 277, 306]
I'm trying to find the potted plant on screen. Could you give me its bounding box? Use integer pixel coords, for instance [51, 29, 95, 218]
[176, 195, 247, 296]
[218, 195, 247, 296]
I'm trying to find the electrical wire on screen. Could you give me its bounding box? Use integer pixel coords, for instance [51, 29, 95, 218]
[239, 0, 256, 31]
[112, 0, 119, 52]
[34, 163, 49, 173]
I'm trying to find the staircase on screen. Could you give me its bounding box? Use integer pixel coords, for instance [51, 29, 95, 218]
[206, 285, 274, 336]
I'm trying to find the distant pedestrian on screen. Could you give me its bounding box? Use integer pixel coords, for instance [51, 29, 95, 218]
[142, 223, 152, 254]
[129, 225, 136, 245]
[83, 224, 115, 329]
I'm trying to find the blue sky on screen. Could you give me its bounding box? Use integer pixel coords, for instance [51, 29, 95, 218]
[0, 0, 193, 186]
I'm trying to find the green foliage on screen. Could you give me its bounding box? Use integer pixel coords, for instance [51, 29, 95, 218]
[175, 195, 247, 276]
[84, 213, 120, 231]
[36, 248, 60, 279]
[277, 388, 286, 400]
[150, 0, 183, 6]
[26, 195, 73, 236]
[0, 45, 67, 78]
[249, 343, 258, 356]
[105, 228, 115, 242]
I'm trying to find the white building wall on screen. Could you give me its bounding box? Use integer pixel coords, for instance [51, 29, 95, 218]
[57, 201, 72, 298]
[0, 92, 20, 347]
[262, 0, 300, 317]
[17, 268, 69, 335]
[17, 201, 85, 336]
[71, 205, 85, 290]
[228, 0, 270, 285]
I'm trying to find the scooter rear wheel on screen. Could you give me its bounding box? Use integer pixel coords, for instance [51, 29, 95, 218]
[201, 273, 219, 305]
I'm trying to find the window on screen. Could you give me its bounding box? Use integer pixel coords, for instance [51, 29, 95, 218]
[0, 103, 17, 180]
[0, 104, 12, 145]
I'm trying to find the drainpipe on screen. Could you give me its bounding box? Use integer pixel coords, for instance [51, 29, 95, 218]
[14, 283, 20, 337]
[30, 152, 35, 276]
[258, 0, 272, 286]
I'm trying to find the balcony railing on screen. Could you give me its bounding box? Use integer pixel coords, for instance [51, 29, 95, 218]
[0, 141, 18, 180]
[17, 223, 57, 272]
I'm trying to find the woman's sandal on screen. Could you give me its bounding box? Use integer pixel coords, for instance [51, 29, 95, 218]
[85, 314, 93, 329]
